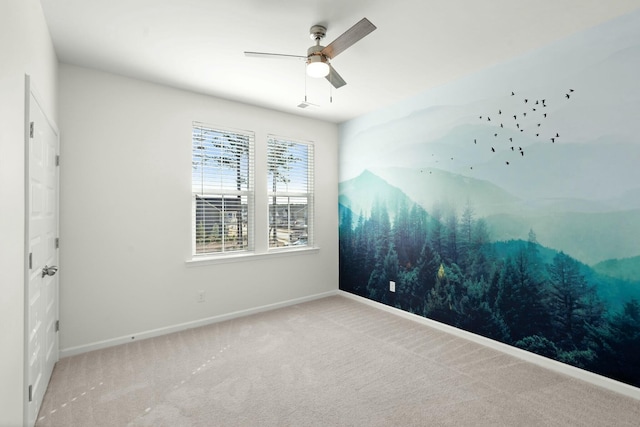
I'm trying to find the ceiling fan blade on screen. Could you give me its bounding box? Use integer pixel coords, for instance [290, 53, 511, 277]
[244, 51, 306, 60]
[321, 18, 376, 59]
[326, 64, 347, 89]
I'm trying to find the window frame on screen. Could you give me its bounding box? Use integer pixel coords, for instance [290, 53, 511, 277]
[191, 122, 255, 257]
[267, 135, 315, 251]
[188, 124, 317, 265]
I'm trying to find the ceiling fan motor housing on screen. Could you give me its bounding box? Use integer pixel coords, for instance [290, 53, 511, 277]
[308, 24, 327, 63]
[307, 44, 326, 61]
[309, 25, 327, 41]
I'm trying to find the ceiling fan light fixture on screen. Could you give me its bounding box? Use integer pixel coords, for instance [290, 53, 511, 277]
[306, 55, 330, 78]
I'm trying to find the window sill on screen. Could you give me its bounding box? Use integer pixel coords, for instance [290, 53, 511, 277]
[186, 246, 320, 267]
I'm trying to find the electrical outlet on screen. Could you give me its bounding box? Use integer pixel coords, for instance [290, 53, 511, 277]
[197, 290, 205, 303]
[389, 281, 396, 292]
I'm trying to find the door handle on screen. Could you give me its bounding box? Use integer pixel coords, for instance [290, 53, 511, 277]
[42, 265, 58, 278]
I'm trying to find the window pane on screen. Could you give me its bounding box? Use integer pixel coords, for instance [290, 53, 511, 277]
[267, 139, 310, 193]
[195, 195, 249, 254]
[268, 196, 308, 248]
[192, 127, 251, 193]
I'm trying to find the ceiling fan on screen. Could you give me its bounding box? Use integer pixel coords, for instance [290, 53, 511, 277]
[244, 18, 376, 89]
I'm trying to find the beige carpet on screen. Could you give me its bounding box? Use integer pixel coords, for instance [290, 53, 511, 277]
[37, 295, 640, 426]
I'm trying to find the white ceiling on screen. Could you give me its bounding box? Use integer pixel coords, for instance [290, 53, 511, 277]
[41, 0, 640, 123]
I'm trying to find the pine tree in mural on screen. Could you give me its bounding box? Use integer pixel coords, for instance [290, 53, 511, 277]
[425, 264, 451, 322]
[393, 200, 412, 268]
[339, 207, 355, 292]
[545, 252, 605, 367]
[591, 299, 640, 385]
[458, 277, 509, 341]
[495, 247, 549, 342]
[443, 208, 459, 265]
[458, 201, 475, 273]
[366, 201, 392, 303]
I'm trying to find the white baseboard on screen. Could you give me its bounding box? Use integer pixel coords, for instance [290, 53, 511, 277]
[60, 290, 339, 358]
[339, 290, 640, 401]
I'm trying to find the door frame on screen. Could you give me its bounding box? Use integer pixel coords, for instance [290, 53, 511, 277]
[23, 74, 60, 426]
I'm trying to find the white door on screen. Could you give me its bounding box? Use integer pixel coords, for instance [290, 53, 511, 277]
[25, 77, 60, 427]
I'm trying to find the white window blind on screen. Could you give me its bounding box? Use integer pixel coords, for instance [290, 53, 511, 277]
[267, 136, 314, 249]
[192, 122, 254, 255]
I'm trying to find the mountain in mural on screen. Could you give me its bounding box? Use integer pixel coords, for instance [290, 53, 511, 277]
[349, 167, 640, 265]
[369, 166, 520, 217]
[485, 209, 640, 265]
[470, 137, 640, 203]
[338, 170, 414, 221]
[593, 256, 640, 282]
[360, 116, 640, 207]
[337, 168, 640, 295]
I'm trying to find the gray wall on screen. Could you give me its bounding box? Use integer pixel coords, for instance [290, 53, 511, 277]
[58, 64, 339, 354]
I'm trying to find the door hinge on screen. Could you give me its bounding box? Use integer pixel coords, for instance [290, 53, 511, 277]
[55, 154, 60, 166]
[55, 237, 59, 249]
[55, 320, 60, 332]
[28, 384, 33, 402]
[29, 253, 33, 269]
[29, 122, 34, 138]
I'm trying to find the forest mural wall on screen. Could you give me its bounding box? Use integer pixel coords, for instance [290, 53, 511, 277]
[338, 10, 640, 388]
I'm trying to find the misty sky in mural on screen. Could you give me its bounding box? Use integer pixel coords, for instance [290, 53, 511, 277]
[339, 9, 640, 266]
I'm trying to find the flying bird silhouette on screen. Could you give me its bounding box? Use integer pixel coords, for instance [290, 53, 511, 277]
[566, 94, 570, 99]
[551, 137, 555, 143]
[491, 147, 495, 152]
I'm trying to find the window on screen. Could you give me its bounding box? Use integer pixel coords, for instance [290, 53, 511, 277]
[192, 122, 254, 255]
[267, 136, 314, 249]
